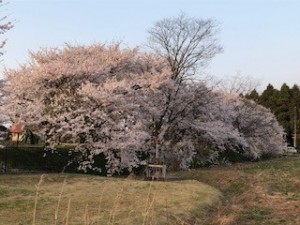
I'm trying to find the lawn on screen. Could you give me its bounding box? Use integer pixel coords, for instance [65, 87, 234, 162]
[0, 174, 221, 225]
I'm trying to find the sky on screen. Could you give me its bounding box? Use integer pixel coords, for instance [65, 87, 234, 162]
[1, 0, 300, 91]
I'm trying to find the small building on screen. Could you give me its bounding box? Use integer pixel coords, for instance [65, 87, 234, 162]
[10, 124, 25, 142]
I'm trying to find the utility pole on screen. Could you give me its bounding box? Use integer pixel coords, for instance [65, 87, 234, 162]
[294, 106, 297, 148]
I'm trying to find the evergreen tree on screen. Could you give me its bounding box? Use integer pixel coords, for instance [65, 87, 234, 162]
[245, 89, 259, 102]
[275, 83, 292, 141]
[259, 84, 279, 112]
[249, 83, 300, 147]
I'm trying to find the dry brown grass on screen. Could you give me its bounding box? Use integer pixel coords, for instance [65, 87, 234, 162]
[0, 174, 220, 225]
[4, 155, 300, 224]
[177, 155, 300, 225]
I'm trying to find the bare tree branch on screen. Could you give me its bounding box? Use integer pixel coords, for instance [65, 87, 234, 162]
[147, 13, 222, 83]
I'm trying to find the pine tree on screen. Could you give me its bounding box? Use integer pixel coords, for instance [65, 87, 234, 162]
[245, 89, 259, 102]
[274, 83, 291, 143]
[259, 84, 279, 112]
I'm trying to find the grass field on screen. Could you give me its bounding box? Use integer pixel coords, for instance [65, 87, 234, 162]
[3, 154, 300, 225]
[0, 174, 220, 225]
[177, 154, 300, 225]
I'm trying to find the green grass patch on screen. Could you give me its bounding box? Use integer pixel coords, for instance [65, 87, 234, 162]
[240, 209, 272, 223]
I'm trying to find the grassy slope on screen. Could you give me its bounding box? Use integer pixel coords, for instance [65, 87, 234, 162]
[0, 174, 220, 225]
[3, 155, 300, 225]
[176, 154, 300, 225]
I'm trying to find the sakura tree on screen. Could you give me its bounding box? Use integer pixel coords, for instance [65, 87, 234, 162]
[0, 0, 13, 124]
[145, 14, 223, 166]
[198, 92, 286, 164]
[4, 44, 184, 174]
[3, 39, 286, 174]
[227, 95, 285, 159]
[3, 42, 224, 173]
[0, 0, 13, 58]
[0, 79, 10, 123]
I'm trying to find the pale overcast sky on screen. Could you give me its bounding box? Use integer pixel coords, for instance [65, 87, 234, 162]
[2, 0, 300, 90]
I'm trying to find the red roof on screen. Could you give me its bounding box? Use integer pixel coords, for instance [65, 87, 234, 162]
[10, 124, 24, 133]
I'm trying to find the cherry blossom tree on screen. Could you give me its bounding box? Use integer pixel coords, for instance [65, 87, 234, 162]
[3, 43, 286, 173]
[145, 15, 281, 168]
[4, 44, 179, 173]
[228, 95, 285, 159]
[0, 79, 9, 123]
[146, 14, 223, 164]
[0, 0, 13, 124]
[2, 43, 219, 173]
[0, 78, 8, 124]
[197, 92, 286, 165]
[0, 0, 13, 58]
[2, 12, 285, 174]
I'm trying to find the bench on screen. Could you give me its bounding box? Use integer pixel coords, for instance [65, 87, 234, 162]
[145, 164, 167, 181]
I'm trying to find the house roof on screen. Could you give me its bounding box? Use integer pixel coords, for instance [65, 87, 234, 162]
[10, 124, 25, 133]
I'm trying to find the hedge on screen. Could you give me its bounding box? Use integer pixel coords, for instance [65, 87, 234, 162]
[0, 145, 107, 175]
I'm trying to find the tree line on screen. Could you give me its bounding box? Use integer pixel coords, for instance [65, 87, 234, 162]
[246, 83, 300, 147]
